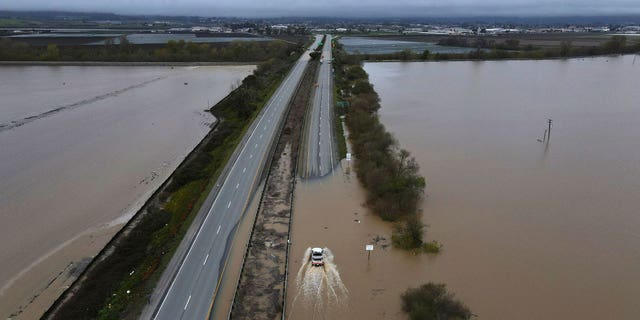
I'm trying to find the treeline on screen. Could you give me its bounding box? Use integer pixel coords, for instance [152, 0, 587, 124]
[46, 44, 304, 319]
[352, 35, 640, 62]
[438, 36, 534, 51]
[333, 40, 438, 252]
[0, 36, 296, 62]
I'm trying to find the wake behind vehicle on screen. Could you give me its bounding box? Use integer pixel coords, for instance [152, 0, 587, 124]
[310, 247, 324, 266]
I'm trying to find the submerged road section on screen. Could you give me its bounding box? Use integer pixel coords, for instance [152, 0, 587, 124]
[302, 34, 336, 178]
[147, 36, 322, 320]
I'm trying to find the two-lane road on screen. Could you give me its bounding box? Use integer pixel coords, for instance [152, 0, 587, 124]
[149, 36, 322, 320]
[303, 34, 336, 178]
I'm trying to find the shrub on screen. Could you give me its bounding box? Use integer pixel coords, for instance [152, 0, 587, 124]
[401, 283, 472, 320]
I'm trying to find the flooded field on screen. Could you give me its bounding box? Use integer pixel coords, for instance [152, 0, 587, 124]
[368, 56, 640, 319]
[0, 65, 254, 318]
[339, 36, 475, 55]
[287, 55, 640, 320]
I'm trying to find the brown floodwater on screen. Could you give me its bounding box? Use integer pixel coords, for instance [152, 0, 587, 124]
[0, 65, 254, 318]
[287, 55, 640, 320]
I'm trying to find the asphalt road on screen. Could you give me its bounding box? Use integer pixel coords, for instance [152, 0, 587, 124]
[302, 34, 336, 178]
[148, 35, 322, 320]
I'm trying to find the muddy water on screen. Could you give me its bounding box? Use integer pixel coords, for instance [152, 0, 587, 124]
[286, 168, 412, 320]
[287, 55, 640, 320]
[367, 56, 640, 319]
[0, 65, 254, 318]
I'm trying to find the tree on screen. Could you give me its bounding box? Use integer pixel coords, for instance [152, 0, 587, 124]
[420, 49, 430, 60]
[392, 215, 425, 249]
[399, 48, 414, 60]
[346, 66, 368, 81]
[560, 41, 572, 57]
[42, 44, 60, 61]
[351, 81, 374, 95]
[401, 283, 472, 320]
[603, 35, 627, 53]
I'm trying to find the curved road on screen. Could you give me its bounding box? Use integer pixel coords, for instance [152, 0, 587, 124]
[147, 36, 322, 320]
[302, 34, 336, 178]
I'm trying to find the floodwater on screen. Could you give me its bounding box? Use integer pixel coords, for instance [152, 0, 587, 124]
[368, 56, 640, 319]
[0, 65, 254, 318]
[291, 247, 349, 317]
[287, 55, 640, 320]
[286, 167, 416, 320]
[339, 36, 475, 55]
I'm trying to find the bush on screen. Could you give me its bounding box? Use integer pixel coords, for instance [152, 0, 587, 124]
[392, 216, 425, 250]
[401, 283, 472, 320]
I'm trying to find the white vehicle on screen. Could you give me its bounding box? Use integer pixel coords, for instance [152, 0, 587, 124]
[310, 247, 324, 267]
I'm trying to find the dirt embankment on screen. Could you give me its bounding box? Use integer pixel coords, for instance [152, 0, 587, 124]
[230, 58, 319, 320]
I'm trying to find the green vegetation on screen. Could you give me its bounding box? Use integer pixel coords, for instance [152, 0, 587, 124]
[0, 37, 296, 62]
[334, 116, 347, 159]
[352, 35, 640, 62]
[47, 43, 305, 320]
[392, 216, 441, 253]
[0, 18, 31, 27]
[332, 62, 348, 160]
[401, 283, 472, 320]
[332, 40, 431, 251]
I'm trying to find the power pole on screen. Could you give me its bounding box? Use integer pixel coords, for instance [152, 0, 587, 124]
[547, 118, 553, 141]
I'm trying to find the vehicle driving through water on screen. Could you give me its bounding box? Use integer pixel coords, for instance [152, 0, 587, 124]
[310, 247, 324, 266]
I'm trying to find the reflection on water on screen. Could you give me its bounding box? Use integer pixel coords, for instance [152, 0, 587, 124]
[0, 65, 254, 318]
[367, 55, 640, 319]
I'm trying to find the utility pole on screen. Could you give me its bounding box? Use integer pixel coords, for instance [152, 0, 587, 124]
[547, 118, 553, 141]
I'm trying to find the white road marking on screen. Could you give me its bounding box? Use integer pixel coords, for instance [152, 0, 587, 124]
[216, 225, 221, 234]
[243, 167, 246, 173]
[236, 183, 239, 189]
[203, 254, 209, 265]
[227, 201, 231, 208]
[259, 134, 263, 138]
[254, 143, 258, 148]
[249, 154, 253, 159]
[184, 295, 191, 310]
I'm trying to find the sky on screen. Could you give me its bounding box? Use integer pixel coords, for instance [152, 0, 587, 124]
[4, 0, 640, 17]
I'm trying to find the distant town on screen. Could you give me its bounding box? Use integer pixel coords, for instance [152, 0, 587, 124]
[2, 10, 640, 37]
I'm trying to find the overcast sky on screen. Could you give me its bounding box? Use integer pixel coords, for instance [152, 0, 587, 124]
[5, 0, 640, 17]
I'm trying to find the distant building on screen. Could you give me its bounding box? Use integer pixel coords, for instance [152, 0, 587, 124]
[335, 28, 348, 33]
[621, 26, 640, 33]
